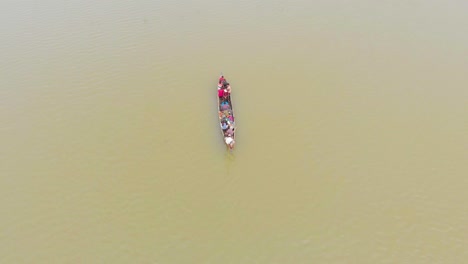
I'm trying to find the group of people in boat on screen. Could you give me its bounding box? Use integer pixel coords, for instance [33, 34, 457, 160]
[218, 75, 231, 98]
[218, 75, 235, 148]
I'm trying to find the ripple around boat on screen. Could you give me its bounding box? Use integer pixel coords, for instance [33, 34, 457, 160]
[217, 75, 236, 150]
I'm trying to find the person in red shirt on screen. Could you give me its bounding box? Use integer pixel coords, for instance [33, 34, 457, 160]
[218, 75, 225, 85]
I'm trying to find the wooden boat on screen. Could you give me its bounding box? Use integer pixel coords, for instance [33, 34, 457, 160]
[217, 75, 236, 150]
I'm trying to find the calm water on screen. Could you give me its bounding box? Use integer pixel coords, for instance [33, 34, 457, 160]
[1, 0, 467, 263]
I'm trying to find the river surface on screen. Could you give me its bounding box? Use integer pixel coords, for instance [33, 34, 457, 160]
[1, 0, 467, 263]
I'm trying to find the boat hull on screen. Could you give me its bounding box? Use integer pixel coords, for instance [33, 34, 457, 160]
[217, 76, 236, 149]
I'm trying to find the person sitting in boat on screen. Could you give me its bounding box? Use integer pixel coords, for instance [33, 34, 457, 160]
[220, 121, 229, 131]
[219, 111, 227, 120]
[218, 78, 225, 89]
[222, 111, 229, 120]
[222, 84, 230, 99]
[220, 101, 230, 111]
[225, 110, 234, 122]
[225, 126, 235, 135]
[225, 136, 235, 149]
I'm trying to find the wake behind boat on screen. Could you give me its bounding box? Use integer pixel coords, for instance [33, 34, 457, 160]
[217, 75, 236, 150]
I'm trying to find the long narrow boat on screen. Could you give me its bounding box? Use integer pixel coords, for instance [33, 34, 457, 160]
[217, 75, 236, 150]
